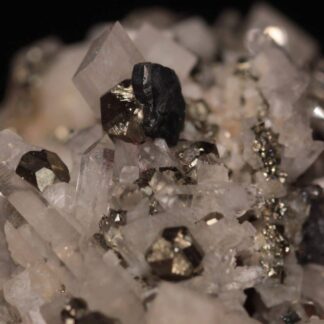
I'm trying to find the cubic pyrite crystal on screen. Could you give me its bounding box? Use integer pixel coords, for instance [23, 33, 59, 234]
[132, 62, 185, 146]
[145, 226, 204, 281]
[15, 149, 70, 191]
[100, 80, 145, 143]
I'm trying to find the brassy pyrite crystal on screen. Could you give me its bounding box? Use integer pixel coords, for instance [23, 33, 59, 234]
[1, 4, 324, 324]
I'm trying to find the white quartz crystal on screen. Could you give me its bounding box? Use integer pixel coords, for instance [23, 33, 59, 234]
[134, 24, 197, 80]
[73, 22, 144, 116]
[246, 3, 319, 66]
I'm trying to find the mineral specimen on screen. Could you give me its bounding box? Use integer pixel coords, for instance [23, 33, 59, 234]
[15, 150, 70, 192]
[132, 62, 186, 146]
[1, 4, 324, 324]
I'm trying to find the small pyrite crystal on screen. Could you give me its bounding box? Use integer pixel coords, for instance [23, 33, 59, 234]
[1, 3, 324, 324]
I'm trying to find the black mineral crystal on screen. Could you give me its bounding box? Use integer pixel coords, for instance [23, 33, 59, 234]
[298, 201, 324, 265]
[132, 62, 185, 146]
[145, 226, 204, 281]
[16, 149, 70, 192]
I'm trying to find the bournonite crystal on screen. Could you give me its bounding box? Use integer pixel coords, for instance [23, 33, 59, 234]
[131, 62, 185, 146]
[15, 149, 70, 191]
[145, 226, 204, 281]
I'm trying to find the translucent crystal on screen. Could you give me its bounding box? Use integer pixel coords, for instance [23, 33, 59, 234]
[73, 22, 144, 116]
[134, 24, 197, 80]
[173, 17, 216, 61]
[246, 3, 319, 66]
[75, 139, 114, 236]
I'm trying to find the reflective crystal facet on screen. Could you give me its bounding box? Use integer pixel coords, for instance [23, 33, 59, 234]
[145, 226, 204, 281]
[15, 150, 70, 192]
[132, 62, 186, 146]
[100, 80, 145, 144]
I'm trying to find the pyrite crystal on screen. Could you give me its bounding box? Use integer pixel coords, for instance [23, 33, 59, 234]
[132, 62, 185, 146]
[145, 226, 204, 281]
[15, 149, 70, 191]
[61, 298, 88, 323]
[61, 299, 120, 324]
[100, 80, 145, 144]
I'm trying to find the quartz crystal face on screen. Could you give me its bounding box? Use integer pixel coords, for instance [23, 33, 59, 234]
[15, 149, 70, 191]
[132, 62, 185, 146]
[100, 80, 145, 144]
[145, 226, 204, 281]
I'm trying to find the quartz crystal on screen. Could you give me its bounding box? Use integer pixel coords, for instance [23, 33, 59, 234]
[73, 22, 144, 116]
[1, 4, 324, 324]
[134, 24, 197, 80]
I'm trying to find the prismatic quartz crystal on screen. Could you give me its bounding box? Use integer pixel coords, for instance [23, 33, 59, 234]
[1, 4, 324, 324]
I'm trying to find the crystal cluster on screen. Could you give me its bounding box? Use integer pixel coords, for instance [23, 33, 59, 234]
[0, 4, 324, 324]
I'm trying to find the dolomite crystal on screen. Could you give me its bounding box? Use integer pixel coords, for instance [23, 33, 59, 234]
[1, 4, 324, 324]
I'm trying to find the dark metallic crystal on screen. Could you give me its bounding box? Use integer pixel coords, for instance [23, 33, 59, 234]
[16, 150, 70, 192]
[145, 226, 204, 281]
[61, 298, 88, 323]
[177, 140, 219, 173]
[281, 311, 301, 324]
[132, 62, 185, 146]
[298, 201, 324, 265]
[99, 209, 127, 232]
[78, 312, 120, 324]
[100, 79, 145, 144]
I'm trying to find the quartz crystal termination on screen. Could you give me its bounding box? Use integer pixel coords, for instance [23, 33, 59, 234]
[132, 62, 185, 146]
[73, 22, 144, 116]
[15, 150, 70, 192]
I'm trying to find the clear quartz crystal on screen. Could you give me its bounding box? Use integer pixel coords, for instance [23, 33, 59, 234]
[73, 22, 144, 116]
[75, 138, 114, 236]
[134, 24, 197, 80]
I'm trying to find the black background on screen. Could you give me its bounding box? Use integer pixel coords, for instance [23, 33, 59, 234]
[0, 0, 322, 99]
